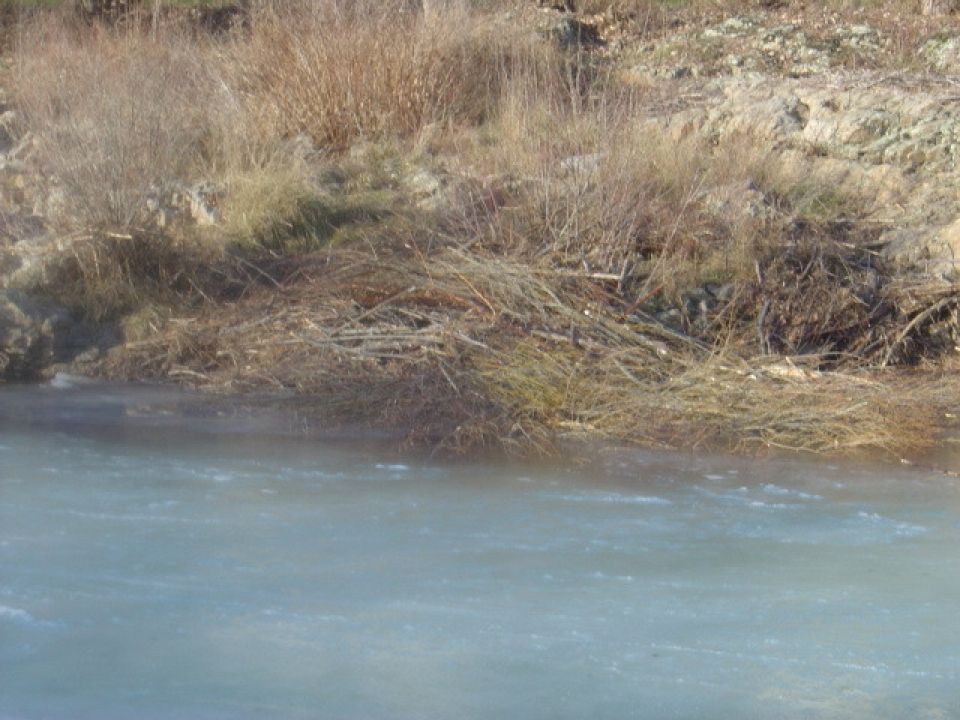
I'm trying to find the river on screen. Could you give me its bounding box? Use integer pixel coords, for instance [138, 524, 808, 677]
[1, 380, 958, 719]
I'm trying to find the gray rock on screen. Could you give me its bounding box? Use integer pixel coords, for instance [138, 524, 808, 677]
[682, 289, 716, 318]
[32, 186, 66, 222]
[922, 0, 957, 15]
[921, 34, 960, 73]
[0, 290, 66, 381]
[177, 182, 221, 226]
[702, 16, 762, 39]
[711, 283, 736, 303]
[881, 224, 960, 281]
[551, 17, 602, 49]
[0, 112, 15, 156]
[141, 182, 223, 230]
[558, 153, 605, 175]
[404, 167, 445, 210]
[0, 289, 102, 382]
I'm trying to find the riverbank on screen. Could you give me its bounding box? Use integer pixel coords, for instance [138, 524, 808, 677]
[3, 0, 960, 457]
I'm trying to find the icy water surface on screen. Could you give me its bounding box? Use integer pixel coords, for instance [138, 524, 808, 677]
[1, 381, 959, 719]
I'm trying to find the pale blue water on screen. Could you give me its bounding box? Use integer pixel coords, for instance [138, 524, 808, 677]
[1, 380, 959, 719]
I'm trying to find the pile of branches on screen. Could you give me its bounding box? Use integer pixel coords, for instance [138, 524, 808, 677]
[746, 234, 960, 368]
[93, 236, 956, 456]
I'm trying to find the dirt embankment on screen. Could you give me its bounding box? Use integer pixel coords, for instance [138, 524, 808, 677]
[3, 1, 960, 458]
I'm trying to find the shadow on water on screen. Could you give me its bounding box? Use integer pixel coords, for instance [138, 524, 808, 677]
[0, 375, 412, 462]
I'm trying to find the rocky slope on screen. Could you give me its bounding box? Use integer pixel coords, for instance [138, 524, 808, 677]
[610, 10, 960, 277]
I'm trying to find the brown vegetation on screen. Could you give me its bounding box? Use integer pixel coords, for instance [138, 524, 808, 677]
[229, 0, 557, 149]
[14, 20, 216, 228]
[7, 0, 960, 458]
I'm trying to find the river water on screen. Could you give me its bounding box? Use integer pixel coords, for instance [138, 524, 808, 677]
[1, 380, 958, 720]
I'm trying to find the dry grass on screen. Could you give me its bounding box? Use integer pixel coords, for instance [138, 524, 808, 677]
[40, 229, 221, 320]
[12, 9, 321, 236]
[13, 19, 217, 229]
[216, 157, 323, 251]
[455, 90, 879, 328]
[478, 343, 945, 456]
[6, 0, 960, 459]
[227, 0, 557, 149]
[93, 238, 953, 457]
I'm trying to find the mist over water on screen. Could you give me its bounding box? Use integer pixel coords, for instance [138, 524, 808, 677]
[1, 381, 959, 719]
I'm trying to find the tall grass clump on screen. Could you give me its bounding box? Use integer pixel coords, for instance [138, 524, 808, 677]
[464, 87, 770, 293]
[14, 18, 215, 230]
[230, 0, 555, 148]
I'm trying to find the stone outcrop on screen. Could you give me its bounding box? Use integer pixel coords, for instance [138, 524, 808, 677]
[629, 30, 960, 279]
[0, 97, 118, 379]
[626, 15, 889, 81]
[0, 290, 63, 381]
[922, 0, 957, 16]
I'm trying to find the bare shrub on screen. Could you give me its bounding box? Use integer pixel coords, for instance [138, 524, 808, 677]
[14, 19, 215, 229]
[229, 0, 555, 148]
[461, 89, 759, 290]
